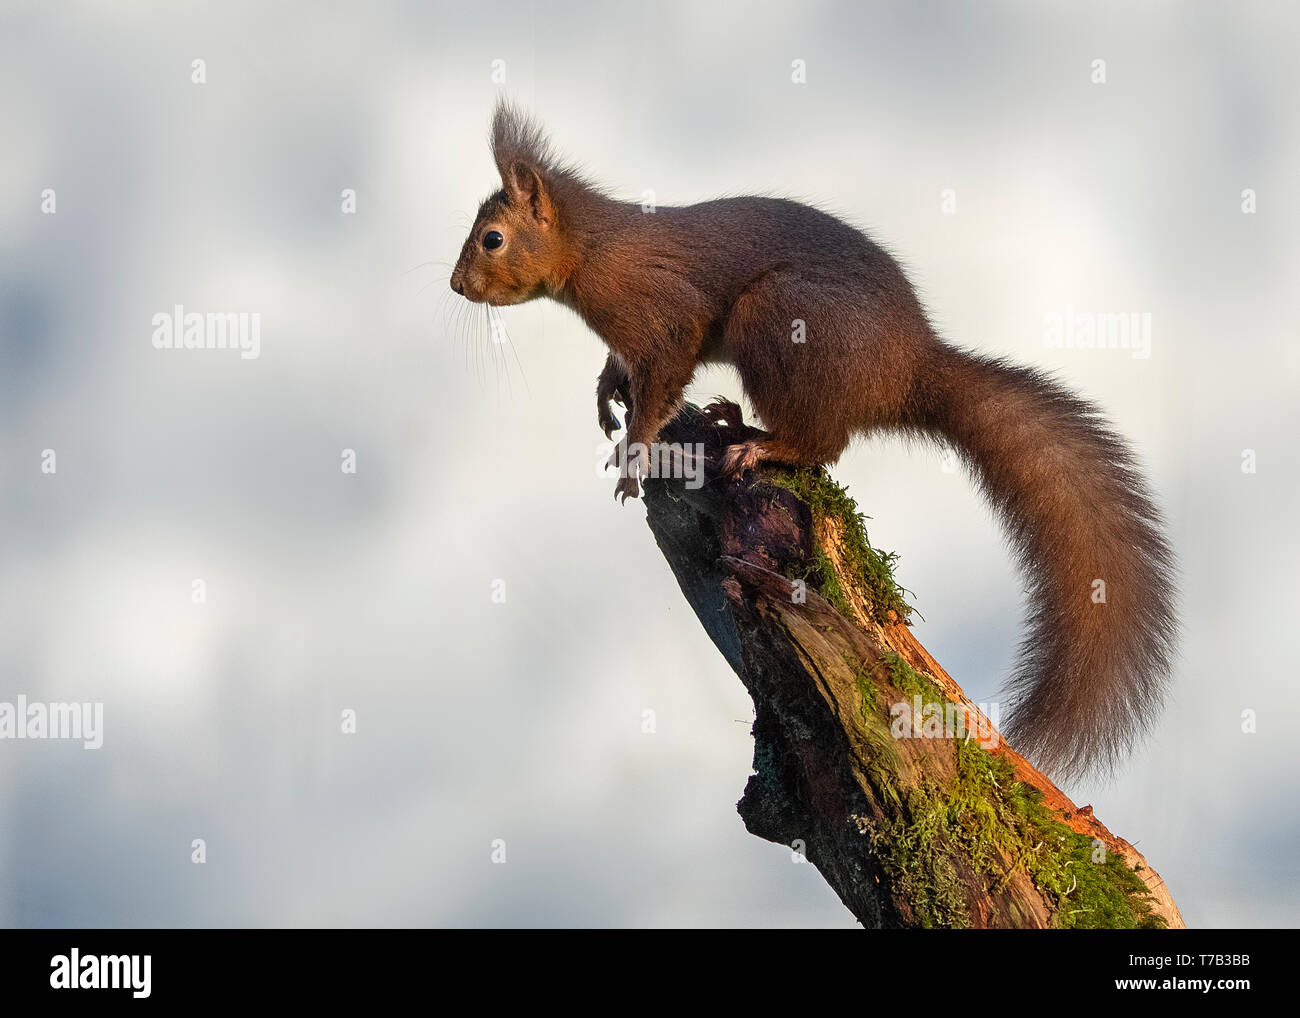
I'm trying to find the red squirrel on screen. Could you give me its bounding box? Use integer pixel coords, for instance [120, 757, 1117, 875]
[450, 102, 1177, 781]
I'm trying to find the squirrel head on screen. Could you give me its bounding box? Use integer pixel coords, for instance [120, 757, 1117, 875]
[451, 102, 575, 306]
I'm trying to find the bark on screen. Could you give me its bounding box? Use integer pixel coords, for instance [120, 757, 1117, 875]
[641, 401, 1184, 929]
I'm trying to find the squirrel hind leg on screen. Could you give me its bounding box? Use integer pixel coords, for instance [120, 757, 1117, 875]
[718, 436, 816, 478]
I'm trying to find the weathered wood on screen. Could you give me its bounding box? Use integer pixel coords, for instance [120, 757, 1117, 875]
[642, 401, 1183, 929]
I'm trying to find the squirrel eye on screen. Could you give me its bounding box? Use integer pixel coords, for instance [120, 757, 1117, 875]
[482, 230, 504, 251]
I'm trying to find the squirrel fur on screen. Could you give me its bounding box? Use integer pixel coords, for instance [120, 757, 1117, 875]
[450, 102, 1178, 781]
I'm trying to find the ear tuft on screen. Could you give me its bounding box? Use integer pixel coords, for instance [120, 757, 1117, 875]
[491, 100, 553, 182]
[491, 100, 551, 164]
[491, 100, 559, 223]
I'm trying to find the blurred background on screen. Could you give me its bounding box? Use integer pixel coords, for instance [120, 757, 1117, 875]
[1, 0, 1296, 927]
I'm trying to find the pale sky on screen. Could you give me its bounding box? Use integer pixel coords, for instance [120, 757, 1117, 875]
[1, 0, 1297, 926]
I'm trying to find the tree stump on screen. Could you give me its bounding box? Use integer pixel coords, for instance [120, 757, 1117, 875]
[641, 401, 1183, 929]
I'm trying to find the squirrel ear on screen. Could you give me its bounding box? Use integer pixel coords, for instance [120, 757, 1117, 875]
[505, 161, 554, 226]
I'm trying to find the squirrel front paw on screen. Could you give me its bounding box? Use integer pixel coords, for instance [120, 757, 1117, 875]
[595, 360, 631, 439]
[597, 400, 622, 440]
[608, 438, 649, 503]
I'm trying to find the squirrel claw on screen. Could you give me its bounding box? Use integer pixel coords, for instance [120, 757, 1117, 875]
[702, 400, 748, 430]
[613, 476, 641, 503]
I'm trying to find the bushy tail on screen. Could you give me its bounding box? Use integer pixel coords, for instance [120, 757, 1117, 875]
[919, 345, 1177, 780]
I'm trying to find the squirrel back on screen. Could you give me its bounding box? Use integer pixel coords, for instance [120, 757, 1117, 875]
[450, 103, 1178, 781]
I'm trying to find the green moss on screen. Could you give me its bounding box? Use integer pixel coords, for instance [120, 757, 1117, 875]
[950, 739, 1162, 927]
[769, 466, 912, 624]
[866, 783, 971, 928]
[1015, 800, 1166, 928]
[846, 656, 903, 797]
[847, 656, 879, 716]
[814, 548, 854, 618]
[879, 650, 944, 705]
[862, 727, 1163, 929]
